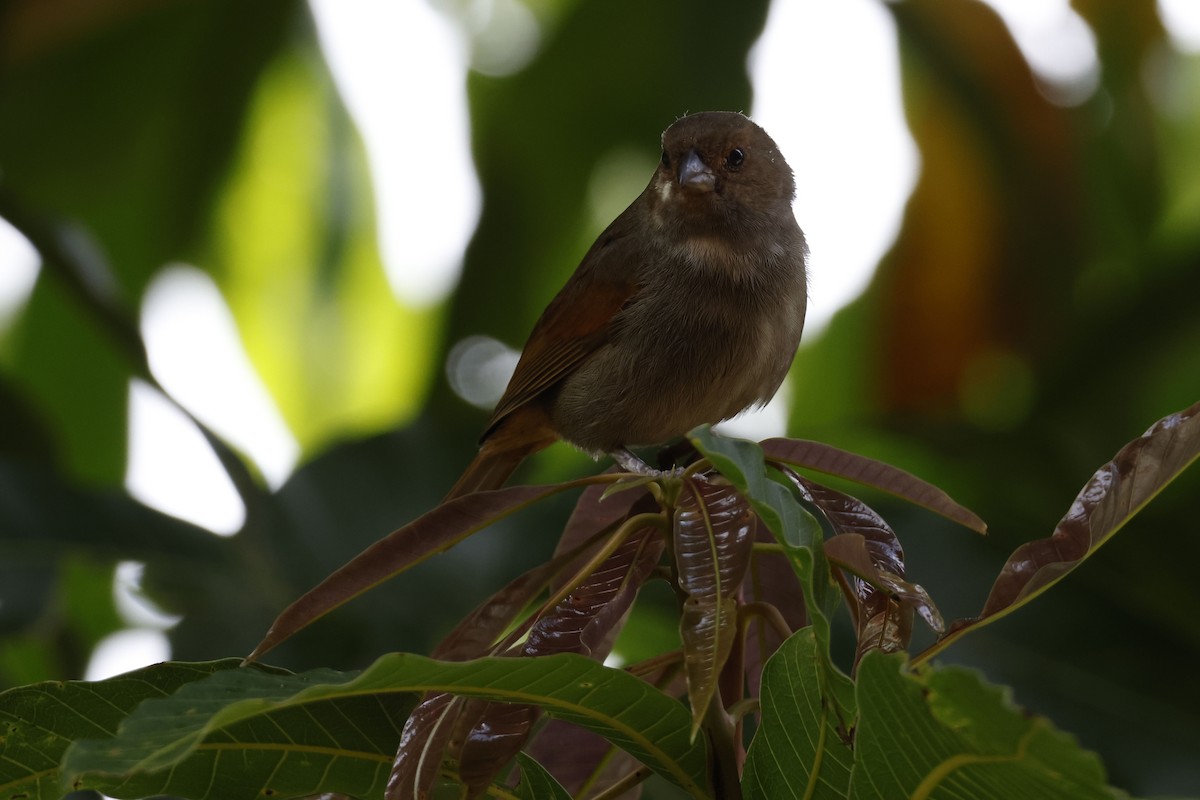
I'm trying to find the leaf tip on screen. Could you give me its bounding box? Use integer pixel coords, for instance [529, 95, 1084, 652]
[243, 638, 273, 665]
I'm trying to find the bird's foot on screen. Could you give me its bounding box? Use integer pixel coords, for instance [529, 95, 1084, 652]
[610, 448, 685, 479]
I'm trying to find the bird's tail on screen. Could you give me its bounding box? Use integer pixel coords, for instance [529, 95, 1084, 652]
[444, 448, 525, 501]
[443, 434, 556, 502]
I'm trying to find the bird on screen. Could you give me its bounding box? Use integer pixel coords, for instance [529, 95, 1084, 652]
[446, 111, 808, 500]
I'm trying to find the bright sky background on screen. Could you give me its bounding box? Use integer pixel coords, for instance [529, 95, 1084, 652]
[0, 1, 1196, 680]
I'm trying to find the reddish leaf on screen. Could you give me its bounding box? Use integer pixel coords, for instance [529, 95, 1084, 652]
[526, 523, 665, 660]
[823, 533, 941, 659]
[432, 560, 559, 662]
[525, 719, 644, 799]
[780, 470, 942, 664]
[247, 480, 601, 662]
[762, 438, 987, 534]
[674, 478, 755, 733]
[451, 522, 666, 794]
[921, 401, 1200, 663]
[433, 534, 615, 661]
[399, 506, 647, 797]
[458, 702, 541, 798]
[552, 472, 655, 591]
[795, 478, 906, 579]
[796, 476, 941, 646]
[387, 691, 460, 800]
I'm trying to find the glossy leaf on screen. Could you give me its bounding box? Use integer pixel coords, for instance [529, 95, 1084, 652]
[458, 701, 540, 797]
[520, 519, 664, 662]
[0, 660, 248, 800]
[688, 428, 837, 649]
[248, 478, 609, 662]
[673, 477, 755, 733]
[823, 533, 941, 663]
[450, 521, 666, 794]
[65, 652, 711, 800]
[688, 428, 856, 772]
[432, 535, 610, 661]
[761, 438, 987, 534]
[397, 508, 660, 798]
[922, 400, 1200, 663]
[387, 691, 461, 800]
[787, 474, 924, 662]
[554, 471, 651, 587]
[850, 652, 1123, 800]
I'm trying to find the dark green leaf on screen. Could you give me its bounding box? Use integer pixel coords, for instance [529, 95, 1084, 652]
[526, 719, 646, 799]
[742, 629, 855, 800]
[65, 661, 412, 800]
[0, 659, 248, 800]
[64, 653, 711, 800]
[515, 753, 572, 800]
[851, 652, 1125, 800]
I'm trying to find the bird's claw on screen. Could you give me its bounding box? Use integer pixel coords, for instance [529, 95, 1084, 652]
[610, 448, 686, 479]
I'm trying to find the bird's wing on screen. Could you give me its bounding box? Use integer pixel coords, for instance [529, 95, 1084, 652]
[483, 228, 643, 438]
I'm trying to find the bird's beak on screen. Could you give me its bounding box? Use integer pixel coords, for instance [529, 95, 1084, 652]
[678, 149, 715, 192]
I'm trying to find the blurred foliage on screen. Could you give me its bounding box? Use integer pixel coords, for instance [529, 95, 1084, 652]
[0, 0, 1197, 796]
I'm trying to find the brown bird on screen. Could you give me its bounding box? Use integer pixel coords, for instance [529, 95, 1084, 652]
[447, 111, 808, 499]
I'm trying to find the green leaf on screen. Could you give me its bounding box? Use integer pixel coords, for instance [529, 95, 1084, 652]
[65, 652, 710, 800]
[688, 428, 823, 548]
[850, 652, 1127, 800]
[743, 629, 856, 800]
[0, 659, 247, 800]
[64, 663, 413, 800]
[515, 753, 572, 800]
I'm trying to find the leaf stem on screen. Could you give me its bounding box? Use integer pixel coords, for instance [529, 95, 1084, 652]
[740, 602, 794, 643]
[726, 698, 760, 725]
[589, 765, 653, 799]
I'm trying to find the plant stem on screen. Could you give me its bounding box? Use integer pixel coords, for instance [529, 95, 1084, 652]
[702, 688, 744, 800]
[588, 765, 653, 800]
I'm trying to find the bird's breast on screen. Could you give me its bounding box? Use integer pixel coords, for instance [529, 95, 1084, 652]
[550, 249, 806, 453]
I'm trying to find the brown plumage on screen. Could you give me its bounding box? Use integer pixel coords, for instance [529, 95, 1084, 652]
[447, 111, 808, 499]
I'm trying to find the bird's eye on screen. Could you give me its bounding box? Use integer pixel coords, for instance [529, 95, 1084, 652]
[661, 150, 671, 168]
[725, 148, 745, 169]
